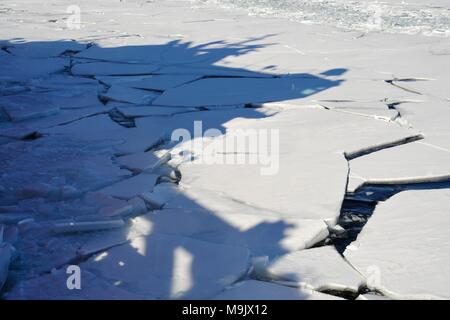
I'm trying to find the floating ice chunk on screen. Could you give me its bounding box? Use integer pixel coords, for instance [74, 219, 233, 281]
[101, 86, 160, 105]
[82, 233, 250, 299]
[4, 269, 146, 300]
[98, 173, 158, 200]
[212, 280, 343, 300]
[344, 189, 450, 299]
[72, 62, 159, 76]
[253, 246, 364, 292]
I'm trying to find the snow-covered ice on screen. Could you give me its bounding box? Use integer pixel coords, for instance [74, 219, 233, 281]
[1, 0, 449, 300]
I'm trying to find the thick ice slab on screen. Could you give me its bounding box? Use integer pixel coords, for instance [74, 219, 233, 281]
[348, 141, 450, 192]
[344, 189, 450, 299]
[212, 280, 342, 300]
[175, 108, 418, 221]
[82, 233, 250, 299]
[253, 246, 364, 292]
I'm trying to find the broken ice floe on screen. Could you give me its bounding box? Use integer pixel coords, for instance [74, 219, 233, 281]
[175, 108, 419, 222]
[253, 246, 364, 293]
[344, 189, 450, 299]
[348, 141, 450, 192]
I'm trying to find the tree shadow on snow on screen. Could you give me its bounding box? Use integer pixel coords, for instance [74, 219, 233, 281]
[0, 36, 348, 300]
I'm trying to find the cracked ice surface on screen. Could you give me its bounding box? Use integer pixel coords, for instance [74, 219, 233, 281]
[0, 0, 449, 300]
[176, 108, 419, 221]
